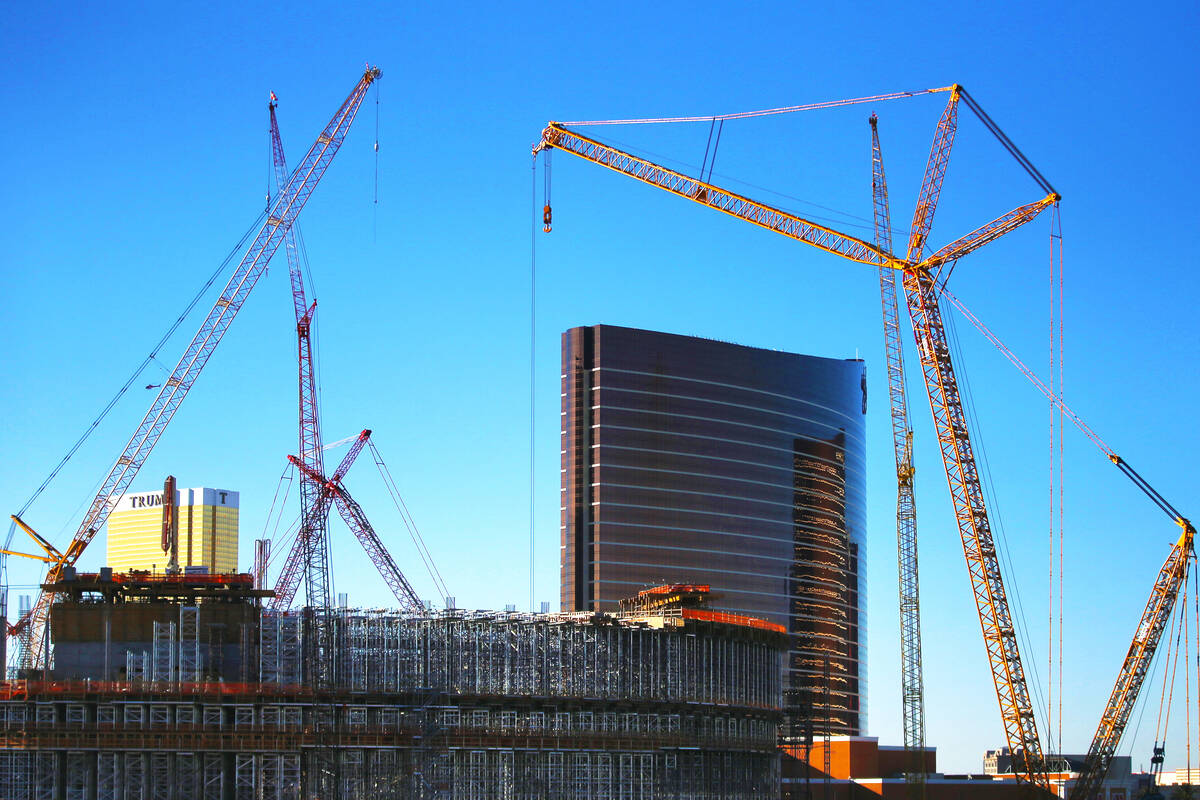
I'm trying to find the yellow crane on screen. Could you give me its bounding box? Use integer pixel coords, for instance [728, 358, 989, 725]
[939, 285, 1197, 797]
[534, 85, 1059, 788]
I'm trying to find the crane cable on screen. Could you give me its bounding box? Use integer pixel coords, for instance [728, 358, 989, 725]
[1154, 581, 1188, 760]
[8, 212, 266, 526]
[368, 440, 450, 605]
[1047, 204, 1066, 755]
[531, 152, 540, 611]
[560, 87, 954, 126]
[1056, 205, 1066, 758]
[957, 88, 1057, 197]
[1187, 586, 1194, 780]
[260, 461, 298, 568]
[565, 128, 877, 235]
[939, 285, 1192, 534]
[944, 307, 1054, 733]
[1192, 565, 1200, 780]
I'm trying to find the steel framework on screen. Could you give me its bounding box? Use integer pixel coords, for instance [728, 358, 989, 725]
[870, 114, 926, 796]
[0, 608, 784, 799]
[288, 458, 424, 613]
[269, 97, 330, 616]
[272, 430, 372, 609]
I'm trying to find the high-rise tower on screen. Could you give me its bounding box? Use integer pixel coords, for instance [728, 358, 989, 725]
[106, 487, 239, 573]
[562, 324, 867, 736]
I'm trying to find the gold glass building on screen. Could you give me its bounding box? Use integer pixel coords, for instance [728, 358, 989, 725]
[106, 487, 239, 573]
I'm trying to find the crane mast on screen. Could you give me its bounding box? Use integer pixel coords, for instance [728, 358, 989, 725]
[535, 89, 1058, 788]
[11, 66, 381, 671]
[870, 114, 926, 795]
[269, 98, 330, 612]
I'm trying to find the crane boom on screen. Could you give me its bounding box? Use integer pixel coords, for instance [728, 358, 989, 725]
[271, 430, 372, 610]
[871, 114, 927, 796]
[286, 440, 424, 612]
[904, 89, 1046, 788]
[12, 66, 381, 670]
[270, 97, 330, 612]
[906, 88, 960, 262]
[329, 488, 424, 613]
[534, 124, 892, 269]
[926, 279, 1197, 793]
[924, 195, 1059, 272]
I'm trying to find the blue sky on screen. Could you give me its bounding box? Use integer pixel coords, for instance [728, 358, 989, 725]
[2, 0, 1197, 774]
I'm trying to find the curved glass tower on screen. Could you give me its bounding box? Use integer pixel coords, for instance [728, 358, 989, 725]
[562, 325, 867, 736]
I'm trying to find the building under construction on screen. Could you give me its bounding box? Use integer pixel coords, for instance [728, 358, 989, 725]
[1, 574, 786, 799]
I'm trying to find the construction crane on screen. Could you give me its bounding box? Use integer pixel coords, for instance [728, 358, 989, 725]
[7, 65, 381, 672]
[936, 285, 1199, 795]
[271, 429, 373, 609]
[870, 113, 926, 796]
[269, 94, 332, 612]
[289, 456, 425, 614]
[534, 85, 1059, 788]
[267, 99, 430, 618]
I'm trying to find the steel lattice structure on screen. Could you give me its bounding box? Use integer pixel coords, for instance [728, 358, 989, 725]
[271, 430, 373, 610]
[269, 99, 330, 615]
[870, 114, 926, 797]
[0, 608, 786, 799]
[289, 457, 425, 614]
[1070, 521, 1195, 799]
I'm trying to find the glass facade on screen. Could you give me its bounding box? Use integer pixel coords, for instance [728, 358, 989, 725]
[106, 487, 239, 573]
[561, 325, 867, 736]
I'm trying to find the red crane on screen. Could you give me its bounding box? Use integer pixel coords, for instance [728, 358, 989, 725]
[9, 66, 381, 671]
[289, 455, 425, 614]
[269, 95, 330, 611]
[270, 430, 372, 609]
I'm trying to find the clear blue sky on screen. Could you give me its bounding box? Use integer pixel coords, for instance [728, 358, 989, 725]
[2, 0, 1197, 775]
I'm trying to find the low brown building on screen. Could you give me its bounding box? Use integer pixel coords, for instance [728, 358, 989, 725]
[782, 736, 1050, 800]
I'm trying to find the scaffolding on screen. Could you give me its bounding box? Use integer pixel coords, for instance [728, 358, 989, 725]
[0, 607, 784, 799]
[179, 606, 200, 683]
[152, 621, 176, 685]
